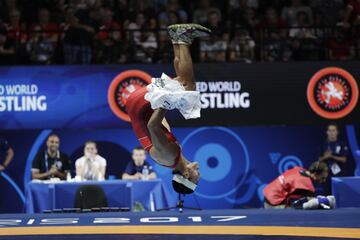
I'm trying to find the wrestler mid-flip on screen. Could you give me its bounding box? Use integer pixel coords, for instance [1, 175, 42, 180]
[126, 23, 211, 194]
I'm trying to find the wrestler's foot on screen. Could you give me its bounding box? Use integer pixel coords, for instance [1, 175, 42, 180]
[168, 23, 211, 45]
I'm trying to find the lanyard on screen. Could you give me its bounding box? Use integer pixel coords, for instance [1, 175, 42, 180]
[44, 151, 60, 171]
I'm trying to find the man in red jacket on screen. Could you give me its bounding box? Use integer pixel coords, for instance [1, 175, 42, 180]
[263, 161, 330, 209]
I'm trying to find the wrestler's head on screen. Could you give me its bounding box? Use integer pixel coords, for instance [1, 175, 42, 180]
[172, 161, 200, 194]
[184, 161, 200, 183]
[309, 161, 328, 184]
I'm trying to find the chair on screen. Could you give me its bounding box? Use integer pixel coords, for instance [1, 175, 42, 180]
[74, 185, 108, 209]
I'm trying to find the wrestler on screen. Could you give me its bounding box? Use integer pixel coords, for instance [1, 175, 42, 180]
[126, 24, 211, 194]
[263, 161, 336, 209]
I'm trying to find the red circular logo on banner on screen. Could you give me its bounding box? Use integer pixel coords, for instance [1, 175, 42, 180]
[307, 67, 359, 119]
[108, 70, 152, 122]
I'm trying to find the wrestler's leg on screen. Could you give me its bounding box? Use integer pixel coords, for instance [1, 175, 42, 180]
[168, 23, 211, 91]
[173, 44, 180, 77]
[162, 118, 171, 132]
[173, 43, 195, 91]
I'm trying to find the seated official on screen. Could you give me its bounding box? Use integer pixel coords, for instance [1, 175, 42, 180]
[263, 161, 334, 209]
[31, 134, 70, 180]
[122, 147, 157, 180]
[75, 141, 106, 181]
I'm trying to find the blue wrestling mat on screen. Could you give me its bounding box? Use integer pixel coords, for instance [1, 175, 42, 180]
[0, 208, 359, 239]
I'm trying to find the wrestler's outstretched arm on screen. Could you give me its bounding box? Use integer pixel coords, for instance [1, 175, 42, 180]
[173, 44, 196, 91]
[147, 109, 178, 164]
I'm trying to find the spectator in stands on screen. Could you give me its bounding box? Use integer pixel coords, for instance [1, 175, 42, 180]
[139, 18, 158, 62]
[75, 140, 106, 181]
[32, 134, 71, 180]
[135, 0, 157, 20]
[4, 9, 26, 63]
[193, 0, 212, 24]
[258, 8, 291, 61]
[313, 10, 325, 27]
[0, 23, 16, 64]
[242, 7, 259, 29]
[5, 9, 26, 43]
[290, 11, 320, 60]
[157, 24, 173, 64]
[227, 0, 248, 29]
[51, 0, 67, 24]
[200, 34, 227, 62]
[258, 7, 288, 37]
[0, 0, 19, 22]
[0, 135, 14, 171]
[158, 0, 187, 25]
[312, 11, 326, 40]
[126, 12, 146, 45]
[227, 2, 259, 30]
[95, 8, 126, 63]
[228, 27, 255, 62]
[157, 41, 172, 63]
[310, 0, 343, 27]
[26, 8, 59, 64]
[263, 161, 331, 209]
[131, 17, 159, 63]
[63, 7, 95, 64]
[289, 11, 316, 39]
[88, 7, 105, 29]
[202, 8, 229, 62]
[157, 9, 179, 53]
[319, 123, 352, 195]
[122, 147, 157, 180]
[328, 26, 355, 60]
[281, 0, 313, 26]
[204, 9, 227, 39]
[343, 0, 360, 28]
[113, 0, 132, 27]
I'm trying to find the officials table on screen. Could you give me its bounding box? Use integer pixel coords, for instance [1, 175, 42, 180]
[25, 179, 175, 213]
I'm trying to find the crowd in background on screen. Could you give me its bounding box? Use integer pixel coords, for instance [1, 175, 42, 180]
[0, 0, 359, 65]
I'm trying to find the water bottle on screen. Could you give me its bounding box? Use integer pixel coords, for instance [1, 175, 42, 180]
[66, 172, 71, 182]
[142, 165, 149, 181]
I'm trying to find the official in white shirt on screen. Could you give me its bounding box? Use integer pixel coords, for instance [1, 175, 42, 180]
[75, 141, 106, 181]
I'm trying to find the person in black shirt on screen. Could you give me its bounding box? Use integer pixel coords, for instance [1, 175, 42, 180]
[0, 136, 14, 171]
[63, 8, 95, 64]
[31, 134, 70, 180]
[122, 147, 156, 180]
[319, 123, 351, 194]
